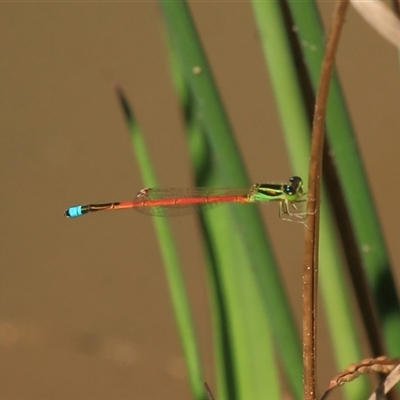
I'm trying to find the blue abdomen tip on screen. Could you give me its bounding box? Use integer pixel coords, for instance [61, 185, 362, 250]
[65, 205, 83, 218]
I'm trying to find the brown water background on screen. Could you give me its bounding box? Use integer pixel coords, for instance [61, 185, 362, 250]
[1, 2, 400, 398]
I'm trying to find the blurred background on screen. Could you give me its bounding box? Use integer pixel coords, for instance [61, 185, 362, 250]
[1, 1, 400, 398]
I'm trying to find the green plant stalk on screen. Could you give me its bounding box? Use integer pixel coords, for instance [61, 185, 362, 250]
[251, 1, 367, 398]
[161, 2, 302, 397]
[115, 88, 206, 400]
[288, 0, 400, 357]
[166, 28, 282, 399]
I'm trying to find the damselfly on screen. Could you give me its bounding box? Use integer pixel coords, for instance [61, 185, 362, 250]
[64, 176, 305, 219]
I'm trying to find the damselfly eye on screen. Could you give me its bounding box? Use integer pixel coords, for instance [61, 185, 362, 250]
[289, 176, 302, 191]
[284, 185, 294, 195]
[289, 176, 302, 186]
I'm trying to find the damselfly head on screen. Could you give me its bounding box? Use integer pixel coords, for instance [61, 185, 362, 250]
[283, 176, 303, 199]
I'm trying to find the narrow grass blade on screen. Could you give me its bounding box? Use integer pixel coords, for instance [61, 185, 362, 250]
[114, 86, 206, 400]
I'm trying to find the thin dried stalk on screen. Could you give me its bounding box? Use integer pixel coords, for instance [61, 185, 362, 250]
[204, 382, 215, 400]
[302, 1, 349, 399]
[321, 356, 400, 399]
